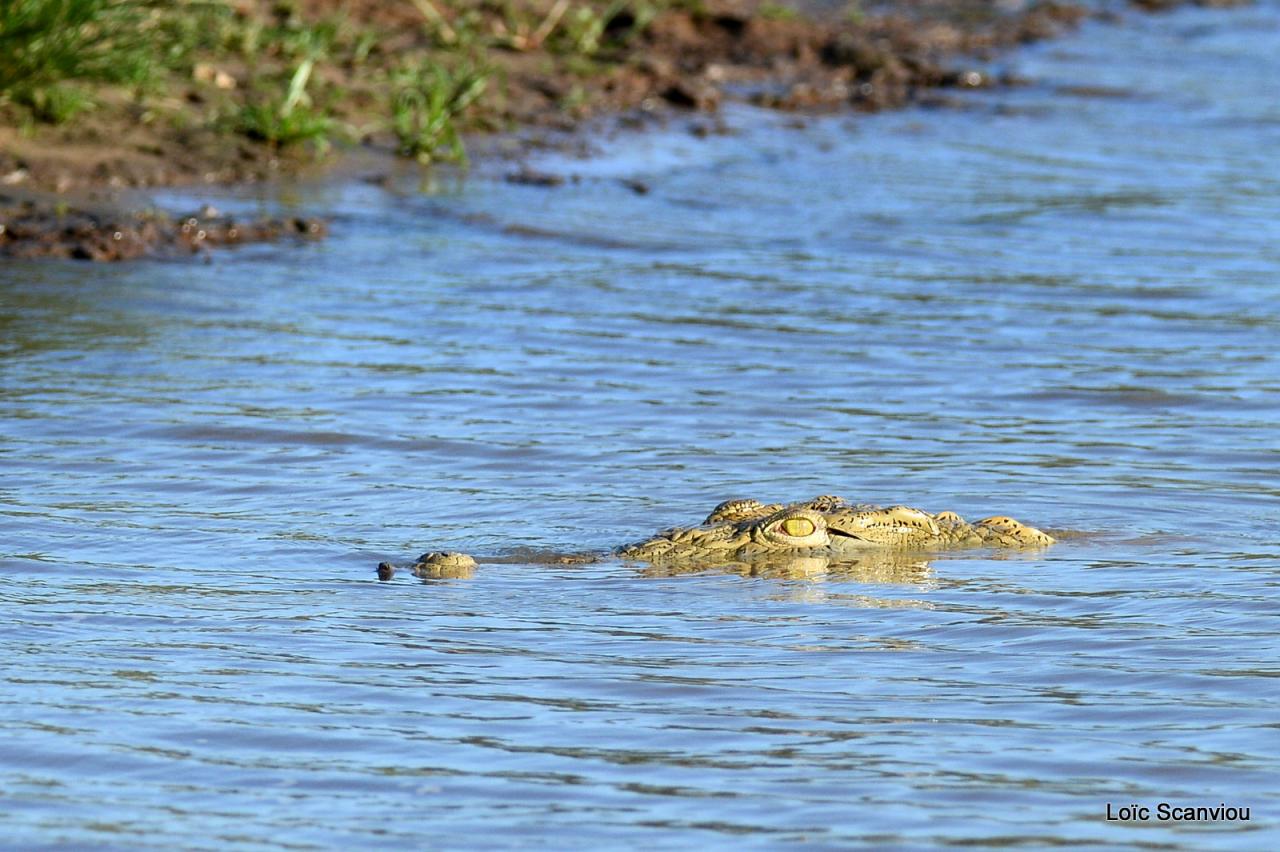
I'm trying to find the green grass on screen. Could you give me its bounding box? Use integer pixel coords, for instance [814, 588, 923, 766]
[0, 0, 225, 124]
[0, 1, 682, 157]
[0, 0, 176, 93]
[758, 2, 799, 21]
[236, 58, 333, 148]
[12, 83, 92, 124]
[389, 59, 490, 164]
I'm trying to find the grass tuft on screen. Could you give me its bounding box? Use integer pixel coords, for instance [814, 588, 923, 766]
[13, 83, 93, 124]
[389, 59, 490, 164]
[236, 58, 333, 148]
[0, 0, 172, 94]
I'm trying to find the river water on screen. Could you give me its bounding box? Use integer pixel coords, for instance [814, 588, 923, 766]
[3, 4, 1279, 849]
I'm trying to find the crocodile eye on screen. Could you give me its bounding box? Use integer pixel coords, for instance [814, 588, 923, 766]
[781, 517, 815, 538]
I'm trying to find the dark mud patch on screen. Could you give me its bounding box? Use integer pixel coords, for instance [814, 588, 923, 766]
[0, 195, 326, 261]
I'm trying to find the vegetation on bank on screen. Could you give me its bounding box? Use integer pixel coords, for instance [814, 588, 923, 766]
[3, 0, 1199, 258]
[0, 0, 681, 166]
[0, 0, 1135, 198]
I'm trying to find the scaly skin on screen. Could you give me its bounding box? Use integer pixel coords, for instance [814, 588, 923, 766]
[617, 495, 1053, 564]
[392, 495, 1053, 579]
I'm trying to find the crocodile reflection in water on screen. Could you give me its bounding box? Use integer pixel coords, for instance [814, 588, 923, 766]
[385, 495, 1054, 582]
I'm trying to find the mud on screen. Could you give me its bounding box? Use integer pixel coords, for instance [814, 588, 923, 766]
[0, 195, 325, 261]
[0, 0, 1245, 261]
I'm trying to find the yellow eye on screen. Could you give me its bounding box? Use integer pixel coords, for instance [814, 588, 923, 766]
[781, 517, 816, 537]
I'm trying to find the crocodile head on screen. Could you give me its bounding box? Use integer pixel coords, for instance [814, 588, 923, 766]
[617, 496, 1053, 564]
[402, 495, 1053, 580]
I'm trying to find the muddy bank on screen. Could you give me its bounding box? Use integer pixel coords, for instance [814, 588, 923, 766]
[0, 0, 1245, 260]
[0, 194, 325, 261]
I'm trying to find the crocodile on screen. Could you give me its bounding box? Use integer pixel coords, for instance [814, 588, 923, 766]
[383, 495, 1054, 580]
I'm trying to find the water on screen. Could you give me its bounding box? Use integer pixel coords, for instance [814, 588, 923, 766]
[3, 4, 1279, 848]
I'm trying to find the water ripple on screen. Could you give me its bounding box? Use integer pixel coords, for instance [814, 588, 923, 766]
[4, 2, 1280, 847]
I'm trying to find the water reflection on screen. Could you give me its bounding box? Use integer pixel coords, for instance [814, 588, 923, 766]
[403, 549, 937, 584]
[0, 273, 154, 359]
[637, 551, 935, 584]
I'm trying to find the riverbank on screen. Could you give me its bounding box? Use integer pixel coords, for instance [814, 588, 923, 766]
[0, 0, 1241, 259]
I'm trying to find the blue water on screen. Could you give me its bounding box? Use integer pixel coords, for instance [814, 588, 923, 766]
[3, 3, 1279, 848]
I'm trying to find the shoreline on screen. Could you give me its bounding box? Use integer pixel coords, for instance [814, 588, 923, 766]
[0, 0, 1242, 260]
